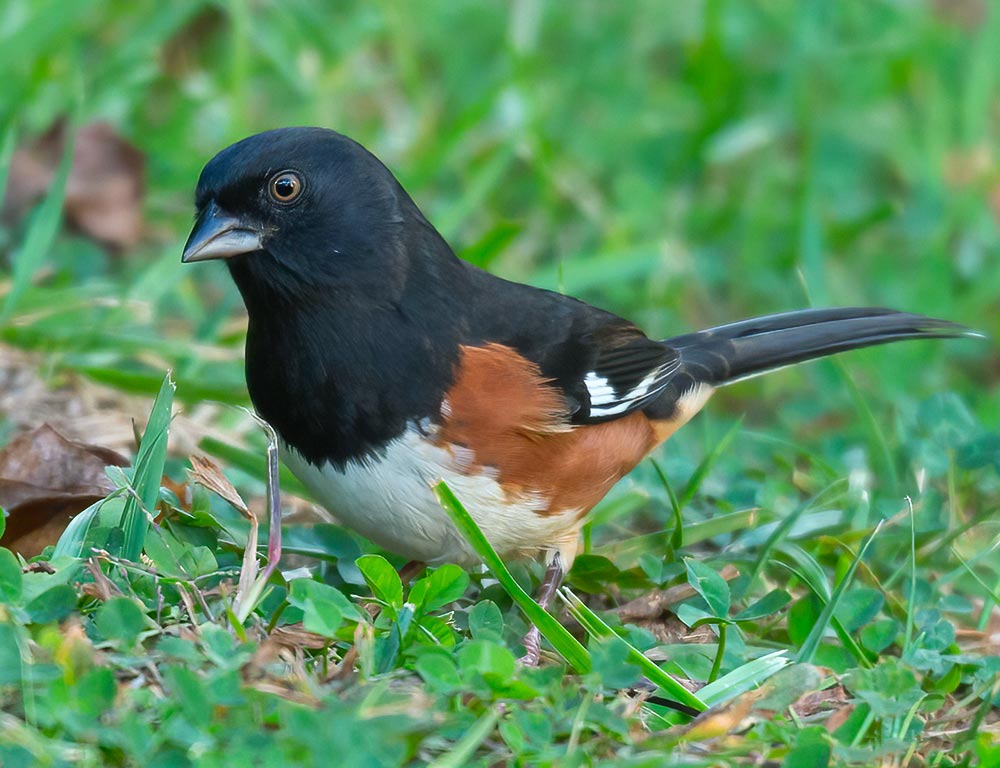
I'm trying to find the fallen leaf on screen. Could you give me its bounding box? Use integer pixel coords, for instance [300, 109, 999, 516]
[792, 684, 851, 720]
[22, 561, 55, 574]
[268, 624, 333, 650]
[633, 615, 716, 646]
[3, 121, 145, 249]
[81, 556, 123, 601]
[932, 0, 989, 28]
[823, 700, 855, 735]
[188, 454, 249, 516]
[0, 424, 129, 556]
[676, 665, 844, 742]
[678, 692, 759, 741]
[613, 564, 741, 622]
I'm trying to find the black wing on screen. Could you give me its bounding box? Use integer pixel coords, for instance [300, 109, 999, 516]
[574, 324, 680, 421]
[463, 267, 680, 422]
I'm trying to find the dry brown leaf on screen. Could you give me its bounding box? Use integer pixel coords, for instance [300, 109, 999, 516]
[678, 691, 760, 741]
[0, 423, 129, 556]
[613, 564, 741, 622]
[3, 121, 145, 249]
[676, 665, 845, 742]
[81, 557, 123, 601]
[631, 615, 716, 646]
[247, 680, 321, 708]
[267, 624, 332, 651]
[0, 423, 126, 492]
[822, 699, 855, 735]
[325, 643, 359, 683]
[22, 561, 55, 574]
[2, 497, 88, 557]
[932, 0, 989, 28]
[188, 454, 249, 516]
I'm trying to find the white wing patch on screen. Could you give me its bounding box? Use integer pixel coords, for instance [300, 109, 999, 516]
[584, 358, 679, 417]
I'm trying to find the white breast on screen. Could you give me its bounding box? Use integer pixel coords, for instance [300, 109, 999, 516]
[280, 425, 583, 566]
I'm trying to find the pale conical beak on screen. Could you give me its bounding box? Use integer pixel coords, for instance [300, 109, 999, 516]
[181, 200, 263, 263]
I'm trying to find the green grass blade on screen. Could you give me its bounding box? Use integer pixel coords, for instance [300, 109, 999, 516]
[0, 122, 17, 211]
[775, 558, 872, 668]
[796, 521, 883, 664]
[831, 358, 898, 495]
[650, 458, 683, 549]
[681, 509, 763, 547]
[950, 546, 1000, 606]
[81, 366, 247, 405]
[433, 481, 591, 673]
[427, 706, 501, 768]
[744, 482, 845, 593]
[696, 650, 791, 707]
[559, 587, 706, 713]
[775, 542, 833, 601]
[595, 509, 760, 567]
[52, 496, 125, 559]
[678, 418, 743, 508]
[119, 373, 175, 560]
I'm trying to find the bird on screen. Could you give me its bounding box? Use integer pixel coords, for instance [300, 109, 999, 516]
[182, 126, 974, 662]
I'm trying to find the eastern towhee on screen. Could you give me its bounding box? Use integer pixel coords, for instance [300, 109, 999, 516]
[182, 127, 973, 660]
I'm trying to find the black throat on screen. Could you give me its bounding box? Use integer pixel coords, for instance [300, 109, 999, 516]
[230, 239, 471, 468]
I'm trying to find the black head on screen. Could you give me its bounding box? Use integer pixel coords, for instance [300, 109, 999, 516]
[182, 128, 474, 465]
[182, 127, 433, 307]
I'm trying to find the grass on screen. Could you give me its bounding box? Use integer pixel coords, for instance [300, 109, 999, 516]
[1, 1, 999, 765]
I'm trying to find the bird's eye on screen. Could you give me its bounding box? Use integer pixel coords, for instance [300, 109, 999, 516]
[268, 171, 303, 204]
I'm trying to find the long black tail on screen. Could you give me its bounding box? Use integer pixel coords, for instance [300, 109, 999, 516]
[663, 307, 975, 387]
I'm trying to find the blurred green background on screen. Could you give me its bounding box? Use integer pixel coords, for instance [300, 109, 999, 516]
[1, 4, 999, 761]
[1, 0, 997, 495]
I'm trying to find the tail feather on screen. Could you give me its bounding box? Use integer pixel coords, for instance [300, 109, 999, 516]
[663, 307, 976, 388]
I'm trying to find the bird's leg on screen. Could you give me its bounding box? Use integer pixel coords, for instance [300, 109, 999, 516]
[520, 552, 566, 667]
